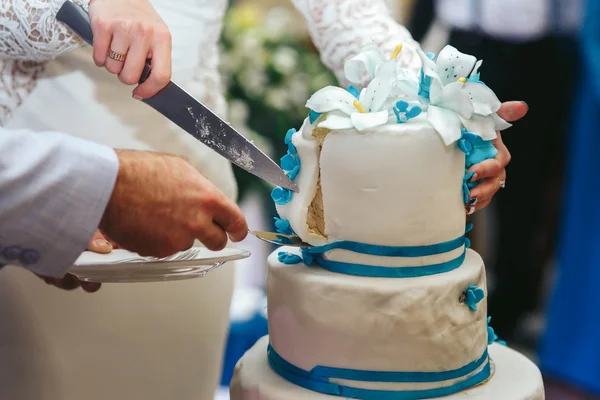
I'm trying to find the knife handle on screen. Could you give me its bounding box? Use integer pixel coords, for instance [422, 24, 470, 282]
[57, 0, 152, 84]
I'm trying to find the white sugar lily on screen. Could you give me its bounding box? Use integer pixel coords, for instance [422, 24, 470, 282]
[419, 45, 511, 143]
[306, 57, 399, 131]
[344, 44, 421, 100]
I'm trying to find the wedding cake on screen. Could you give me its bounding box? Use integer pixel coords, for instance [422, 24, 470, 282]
[230, 44, 545, 399]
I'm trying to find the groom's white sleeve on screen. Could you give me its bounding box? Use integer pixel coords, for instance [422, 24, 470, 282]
[0, 128, 118, 278]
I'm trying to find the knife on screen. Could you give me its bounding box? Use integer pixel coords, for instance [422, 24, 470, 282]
[56, 0, 298, 192]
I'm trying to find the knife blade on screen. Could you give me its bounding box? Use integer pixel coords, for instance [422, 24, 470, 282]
[56, 0, 298, 192]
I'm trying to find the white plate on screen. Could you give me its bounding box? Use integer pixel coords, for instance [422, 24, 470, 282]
[69, 247, 250, 283]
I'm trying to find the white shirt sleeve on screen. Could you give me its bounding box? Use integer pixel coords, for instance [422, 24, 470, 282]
[0, 127, 118, 277]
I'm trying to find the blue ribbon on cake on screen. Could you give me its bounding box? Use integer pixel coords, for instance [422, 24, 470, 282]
[294, 235, 466, 278]
[268, 344, 491, 400]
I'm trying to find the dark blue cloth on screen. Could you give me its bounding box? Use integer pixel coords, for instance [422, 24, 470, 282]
[220, 311, 268, 386]
[539, 1, 600, 394]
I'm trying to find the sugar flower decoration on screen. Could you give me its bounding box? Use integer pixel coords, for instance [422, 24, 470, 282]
[393, 100, 422, 123]
[306, 45, 409, 132]
[487, 316, 507, 346]
[458, 128, 499, 168]
[277, 251, 302, 264]
[274, 217, 294, 235]
[464, 285, 485, 311]
[416, 45, 511, 144]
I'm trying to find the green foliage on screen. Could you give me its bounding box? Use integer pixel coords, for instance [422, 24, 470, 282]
[219, 3, 337, 200]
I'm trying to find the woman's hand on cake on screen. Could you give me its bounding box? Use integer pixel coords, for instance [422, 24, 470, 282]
[466, 101, 529, 212]
[88, 0, 172, 99]
[98, 150, 248, 258]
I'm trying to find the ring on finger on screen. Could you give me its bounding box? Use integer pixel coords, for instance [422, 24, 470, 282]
[497, 176, 506, 189]
[108, 49, 126, 62]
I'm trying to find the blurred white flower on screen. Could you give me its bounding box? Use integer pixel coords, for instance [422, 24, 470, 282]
[239, 67, 268, 97]
[272, 47, 298, 75]
[228, 99, 250, 126]
[264, 7, 293, 39]
[287, 75, 309, 107]
[266, 87, 290, 110]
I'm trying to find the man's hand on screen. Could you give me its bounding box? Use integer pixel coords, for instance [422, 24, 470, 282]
[99, 150, 248, 258]
[466, 101, 529, 213]
[88, 0, 172, 99]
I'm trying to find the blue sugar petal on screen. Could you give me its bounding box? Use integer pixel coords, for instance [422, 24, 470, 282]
[347, 85, 361, 99]
[407, 106, 422, 119]
[309, 110, 322, 124]
[280, 153, 297, 171]
[272, 187, 293, 205]
[285, 128, 296, 144]
[395, 100, 409, 112]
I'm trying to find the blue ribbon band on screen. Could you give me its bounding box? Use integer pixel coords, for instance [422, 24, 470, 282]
[310, 251, 466, 278]
[304, 236, 465, 258]
[268, 344, 491, 400]
[295, 235, 467, 278]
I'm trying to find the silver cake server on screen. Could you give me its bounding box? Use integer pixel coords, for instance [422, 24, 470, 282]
[249, 230, 311, 248]
[56, 1, 298, 192]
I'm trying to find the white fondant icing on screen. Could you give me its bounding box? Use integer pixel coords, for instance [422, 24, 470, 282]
[276, 119, 466, 267]
[230, 337, 545, 400]
[267, 248, 487, 375]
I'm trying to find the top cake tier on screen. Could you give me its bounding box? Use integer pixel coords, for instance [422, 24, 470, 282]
[272, 44, 509, 262]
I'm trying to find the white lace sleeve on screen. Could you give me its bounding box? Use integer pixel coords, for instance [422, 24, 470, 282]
[291, 0, 422, 87]
[0, 0, 89, 61]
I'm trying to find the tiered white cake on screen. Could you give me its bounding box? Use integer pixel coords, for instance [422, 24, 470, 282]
[230, 44, 545, 399]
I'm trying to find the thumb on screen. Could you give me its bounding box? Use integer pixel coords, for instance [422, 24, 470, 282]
[497, 101, 529, 122]
[87, 229, 113, 254]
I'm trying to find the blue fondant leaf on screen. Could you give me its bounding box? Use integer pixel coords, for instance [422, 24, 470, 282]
[309, 110, 322, 124]
[426, 52, 436, 60]
[285, 128, 296, 144]
[280, 153, 297, 171]
[288, 142, 298, 155]
[287, 164, 301, 180]
[347, 85, 361, 99]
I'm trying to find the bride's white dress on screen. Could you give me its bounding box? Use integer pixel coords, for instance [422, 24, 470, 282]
[0, 0, 417, 399]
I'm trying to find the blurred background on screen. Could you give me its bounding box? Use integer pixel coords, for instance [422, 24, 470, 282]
[216, 0, 597, 399]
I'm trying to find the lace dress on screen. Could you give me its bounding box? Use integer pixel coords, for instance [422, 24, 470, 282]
[292, 0, 422, 88]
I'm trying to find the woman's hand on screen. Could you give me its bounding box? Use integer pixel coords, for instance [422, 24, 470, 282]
[88, 0, 172, 99]
[466, 101, 529, 213]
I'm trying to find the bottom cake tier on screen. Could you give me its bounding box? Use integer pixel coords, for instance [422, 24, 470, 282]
[230, 336, 545, 400]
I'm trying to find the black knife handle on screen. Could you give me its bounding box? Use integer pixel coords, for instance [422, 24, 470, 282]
[56, 0, 152, 84]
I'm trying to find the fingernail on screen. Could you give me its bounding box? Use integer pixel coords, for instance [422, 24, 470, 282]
[468, 197, 478, 206]
[470, 173, 478, 182]
[467, 206, 476, 215]
[93, 239, 112, 250]
[132, 94, 143, 101]
[520, 101, 529, 108]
